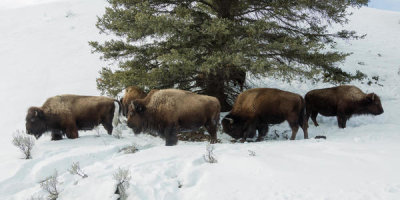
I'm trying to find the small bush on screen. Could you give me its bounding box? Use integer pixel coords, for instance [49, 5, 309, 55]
[113, 168, 131, 200]
[65, 10, 75, 18]
[39, 171, 60, 200]
[29, 195, 44, 200]
[177, 180, 183, 188]
[248, 150, 256, 156]
[119, 144, 139, 154]
[68, 162, 88, 178]
[203, 144, 217, 163]
[12, 130, 35, 159]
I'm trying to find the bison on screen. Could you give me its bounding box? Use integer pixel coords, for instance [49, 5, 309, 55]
[25, 95, 121, 140]
[222, 88, 308, 141]
[126, 89, 221, 146]
[305, 85, 384, 128]
[120, 86, 147, 116]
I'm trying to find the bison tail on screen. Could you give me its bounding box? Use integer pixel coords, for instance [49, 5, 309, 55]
[112, 101, 122, 127]
[298, 97, 306, 127]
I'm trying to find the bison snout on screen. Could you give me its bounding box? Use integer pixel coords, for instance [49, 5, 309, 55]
[375, 107, 384, 115]
[127, 121, 133, 128]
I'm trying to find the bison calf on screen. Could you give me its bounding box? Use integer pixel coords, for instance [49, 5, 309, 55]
[126, 89, 221, 146]
[305, 85, 384, 128]
[222, 88, 308, 141]
[26, 95, 121, 140]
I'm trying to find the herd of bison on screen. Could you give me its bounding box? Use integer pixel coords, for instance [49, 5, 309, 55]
[25, 85, 384, 146]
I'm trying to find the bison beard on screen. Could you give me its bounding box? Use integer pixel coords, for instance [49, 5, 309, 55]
[222, 88, 308, 141]
[126, 89, 220, 146]
[25, 95, 121, 140]
[305, 85, 384, 128]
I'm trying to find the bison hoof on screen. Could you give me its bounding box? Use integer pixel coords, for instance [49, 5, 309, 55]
[165, 139, 178, 146]
[165, 142, 177, 146]
[256, 137, 265, 142]
[51, 133, 63, 141]
[51, 136, 63, 141]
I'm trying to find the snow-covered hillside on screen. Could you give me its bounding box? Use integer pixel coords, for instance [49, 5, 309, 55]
[0, 1, 399, 199]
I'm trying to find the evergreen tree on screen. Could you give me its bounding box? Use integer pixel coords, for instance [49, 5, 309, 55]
[90, 0, 368, 111]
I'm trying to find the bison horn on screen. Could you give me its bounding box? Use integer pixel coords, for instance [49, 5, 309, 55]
[225, 117, 234, 124]
[34, 110, 38, 117]
[371, 93, 375, 101]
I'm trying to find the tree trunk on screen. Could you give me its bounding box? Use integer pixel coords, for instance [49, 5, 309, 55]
[195, 66, 246, 112]
[204, 72, 232, 112]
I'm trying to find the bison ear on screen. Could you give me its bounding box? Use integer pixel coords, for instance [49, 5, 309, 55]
[34, 108, 44, 119]
[134, 102, 146, 113]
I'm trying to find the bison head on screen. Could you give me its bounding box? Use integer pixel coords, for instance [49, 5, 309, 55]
[25, 107, 47, 139]
[221, 114, 246, 139]
[364, 93, 384, 115]
[127, 101, 146, 134]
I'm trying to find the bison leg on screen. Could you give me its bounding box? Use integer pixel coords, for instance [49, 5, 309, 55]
[243, 122, 257, 140]
[301, 123, 309, 139]
[288, 121, 299, 140]
[165, 126, 178, 146]
[205, 122, 218, 144]
[337, 115, 347, 128]
[51, 130, 63, 141]
[256, 124, 268, 142]
[311, 111, 319, 126]
[66, 125, 79, 139]
[103, 122, 113, 135]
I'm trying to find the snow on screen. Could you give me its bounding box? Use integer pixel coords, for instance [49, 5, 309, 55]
[0, 1, 400, 199]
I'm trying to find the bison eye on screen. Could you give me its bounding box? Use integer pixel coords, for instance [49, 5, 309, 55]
[31, 119, 35, 122]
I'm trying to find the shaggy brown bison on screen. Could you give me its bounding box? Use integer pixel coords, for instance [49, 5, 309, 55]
[305, 85, 384, 128]
[25, 95, 121, 140]
[126, 89, 220, 146]
[222, 88, 308, 141]
[120, 86, 147, 116]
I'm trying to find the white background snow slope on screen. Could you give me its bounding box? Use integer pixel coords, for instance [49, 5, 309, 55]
[0, 1, 400, 199]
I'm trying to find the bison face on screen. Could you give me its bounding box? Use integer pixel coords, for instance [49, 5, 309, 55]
[127, 102, 146, 134]
[25, 107, 47, 139]
[222, 114, 245, 139]
[365, 93, 384, 115]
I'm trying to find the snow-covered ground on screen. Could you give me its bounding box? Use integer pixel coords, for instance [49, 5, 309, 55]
[0, 1, 399, 199]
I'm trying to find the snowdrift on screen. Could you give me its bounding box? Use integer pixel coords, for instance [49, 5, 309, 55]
[0, 1, 399, 199]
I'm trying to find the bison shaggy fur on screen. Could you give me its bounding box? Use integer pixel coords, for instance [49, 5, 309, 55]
[25, 95, 121, 140]
[127, 89, 221, 146]
[120, 86, 147, 116]
[305, 85, 384, 128]
[222, 88, 308, 141]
